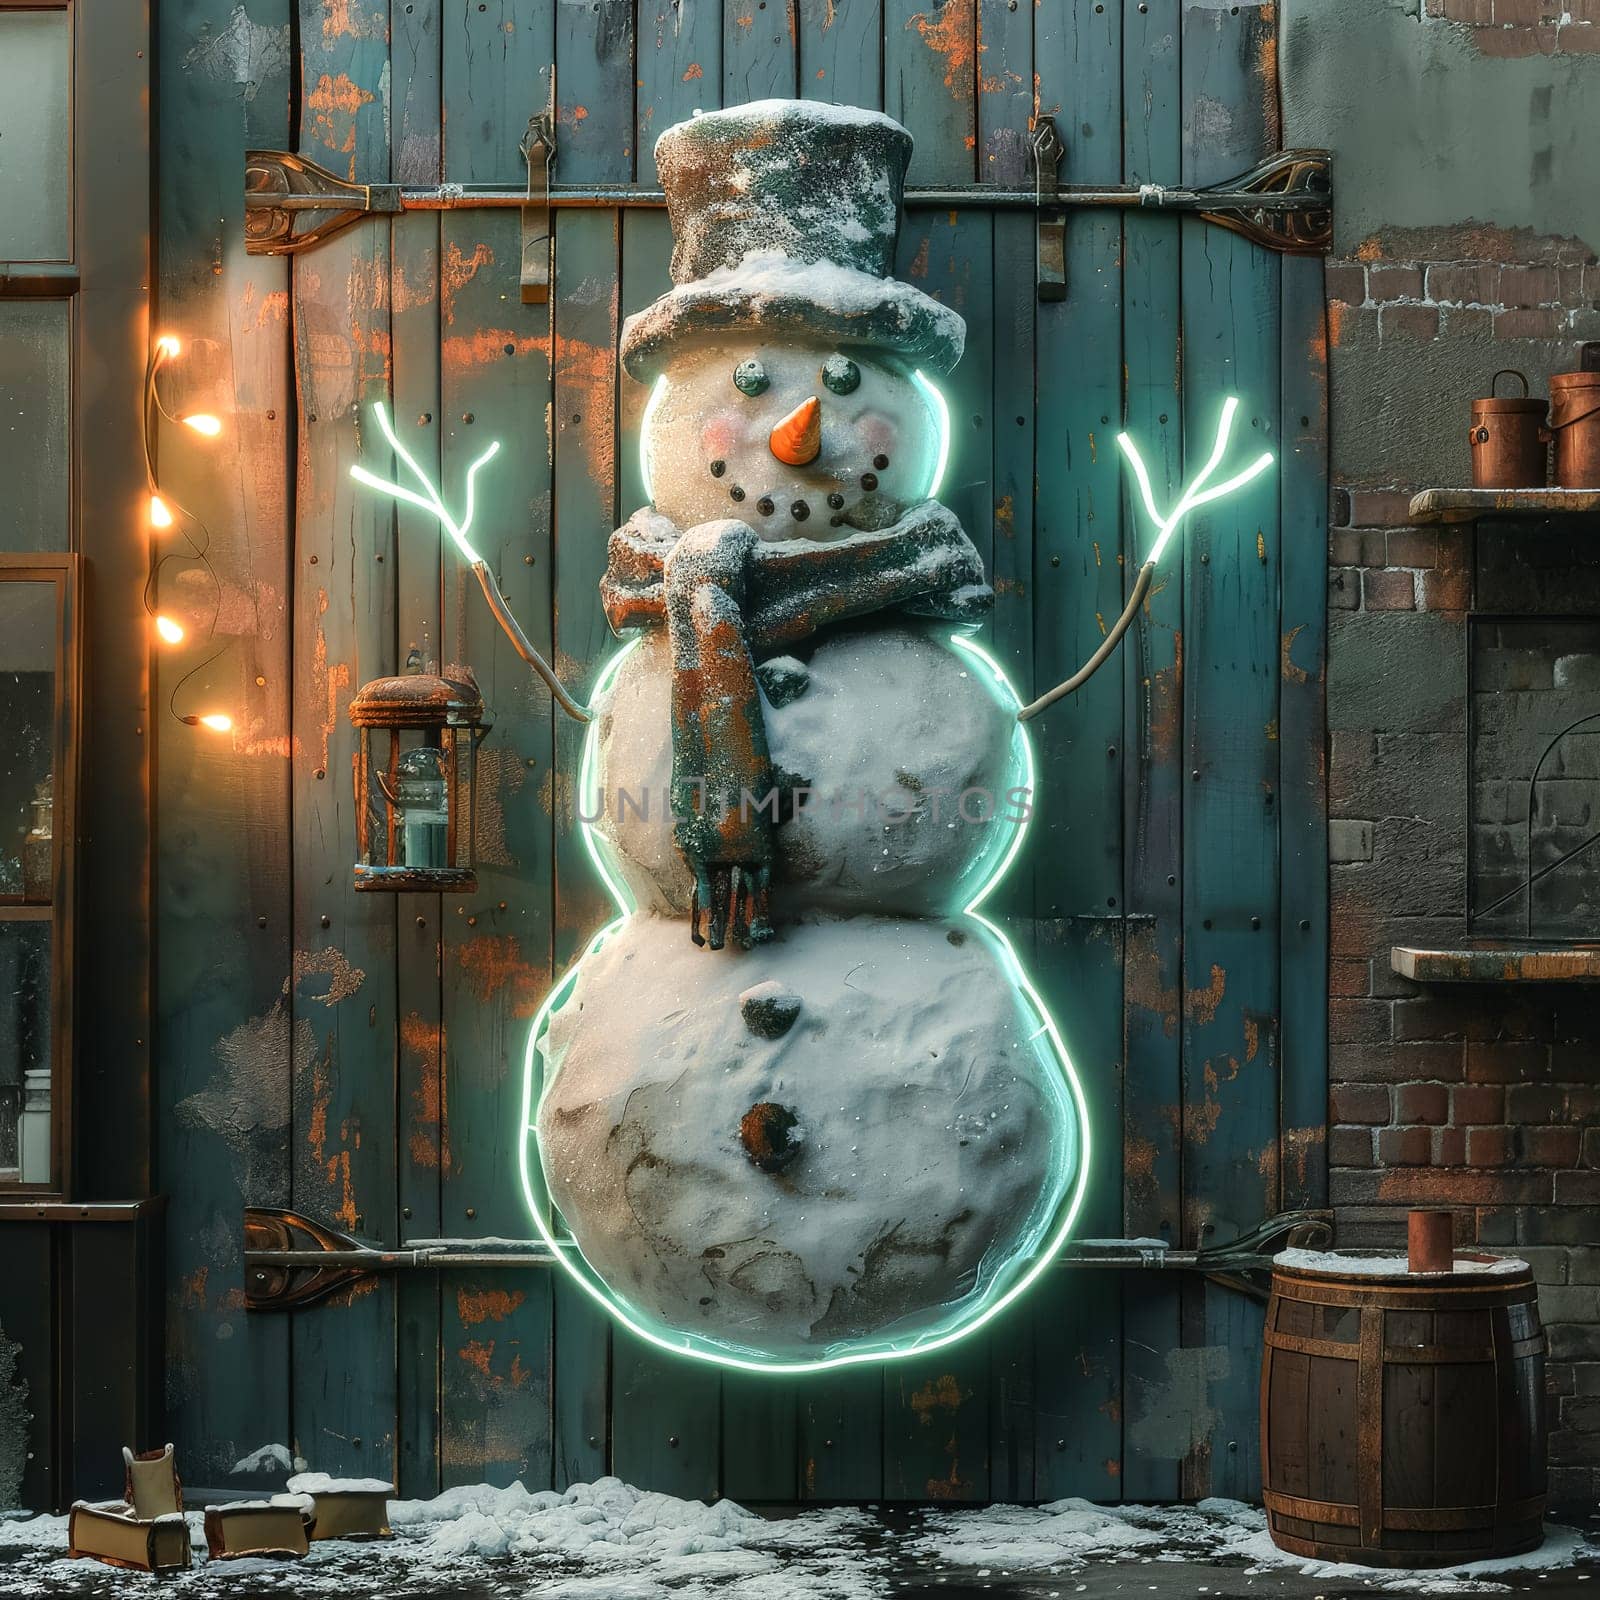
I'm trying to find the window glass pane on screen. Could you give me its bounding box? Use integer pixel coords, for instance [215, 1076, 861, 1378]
[0, 303, 71, 551]
[0, 922, 52, 1184]
[0, 11, 70, 261]
[0, 581, 58, 904]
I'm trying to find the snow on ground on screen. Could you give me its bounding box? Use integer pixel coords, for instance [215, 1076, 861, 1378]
[0, 1480, 1593, 1597]
[910, 1496, 1595, 1595]
[0, 1479, 887, 1599]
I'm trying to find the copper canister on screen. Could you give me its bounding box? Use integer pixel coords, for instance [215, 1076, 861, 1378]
[1469, 370, 1549, 489]
[1550, 368, 1600, 488]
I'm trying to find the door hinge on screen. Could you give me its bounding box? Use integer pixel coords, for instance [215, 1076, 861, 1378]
[1032, 114, 1066, 303]
[518, 110, 555, 305]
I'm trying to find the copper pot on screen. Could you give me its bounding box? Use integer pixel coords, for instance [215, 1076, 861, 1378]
[1469, 370, 1549, 490]
[1550, 368, 1600, 489]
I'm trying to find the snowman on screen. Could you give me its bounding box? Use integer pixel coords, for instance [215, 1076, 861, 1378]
[524, 101, 1088, 1369]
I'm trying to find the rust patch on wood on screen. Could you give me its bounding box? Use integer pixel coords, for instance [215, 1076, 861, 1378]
[682, 62, 704, 80]
[456, 1340, 531, 1390]
[906, 0, 977, 96]
[320, 0, 386, 39]
[1185, 963, 1226, 1027]
[442, 327, 551, 374]
[924, 1456, 971, 1500]
[441, 242, 494, 326]
[907, 237, 930, 280]
[1146, 631, 1182, 757]
[310, 590, 350, 774]
[1184, 1088, 1223, 1146]
[909, 1373, 964, 1422]
[304, 71, 375, 162]
[555, 332, 619, 486]
[456, 1288, 526, 1326]
[181, 1267, 209, 1310]
[1281, 623, 1309, 685]
[472, 746, 527, 869]
[293, 946, 367, 1005]
[401, 1011, 448, 1173]
[1125, 922, 1178, 1038]
[457, 934, 545, 1019]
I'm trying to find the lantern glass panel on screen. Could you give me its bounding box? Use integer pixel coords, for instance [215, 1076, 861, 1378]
[395, 734, 451, 870]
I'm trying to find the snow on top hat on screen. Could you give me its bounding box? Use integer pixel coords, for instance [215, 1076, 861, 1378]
[619, 99, 966, 382]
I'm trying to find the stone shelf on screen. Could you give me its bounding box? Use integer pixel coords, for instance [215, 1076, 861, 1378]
[1409, 488, 1600, 524]
[1391, 944, 1600, 982]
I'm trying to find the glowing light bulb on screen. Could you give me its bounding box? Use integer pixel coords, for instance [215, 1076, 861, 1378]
[197, 713, 232, 733]
[149, 494, 174, 529]
[156, 335, 181, 359]
[154, 615, 185, 644]
[182, 414, 222, 438]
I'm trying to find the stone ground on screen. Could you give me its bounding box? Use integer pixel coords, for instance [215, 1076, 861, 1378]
[4, 1507, 1599, 1600]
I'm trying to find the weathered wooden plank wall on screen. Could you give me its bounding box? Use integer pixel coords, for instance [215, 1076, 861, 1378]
[155, 0, 1326, 1501]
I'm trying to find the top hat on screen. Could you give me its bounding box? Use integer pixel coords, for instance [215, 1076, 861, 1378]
[619, 99, 966, 382]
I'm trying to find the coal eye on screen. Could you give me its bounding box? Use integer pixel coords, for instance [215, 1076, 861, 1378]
[822, 355, 860, 396]
[733, 359, 770, 397]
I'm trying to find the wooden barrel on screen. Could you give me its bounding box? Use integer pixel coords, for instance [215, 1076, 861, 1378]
[1261, 1251, 1546, 1567]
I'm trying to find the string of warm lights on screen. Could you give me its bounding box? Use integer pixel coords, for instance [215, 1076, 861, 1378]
[143, 335, 233, 732]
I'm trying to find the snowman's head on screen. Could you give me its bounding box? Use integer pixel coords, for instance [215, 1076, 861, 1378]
[639, 335, 949, 542]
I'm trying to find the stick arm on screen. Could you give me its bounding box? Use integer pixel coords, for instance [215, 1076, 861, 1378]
[472, 561, 591, 724]
[1016, 561, 1155, 723]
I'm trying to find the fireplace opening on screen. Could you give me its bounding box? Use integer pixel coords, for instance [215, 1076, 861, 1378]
[1470, 615, 1600, 943]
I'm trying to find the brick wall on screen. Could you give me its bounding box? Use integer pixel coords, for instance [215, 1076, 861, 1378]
[1326, 241, 1600, 1506]
[1425, 0, 1600, 53]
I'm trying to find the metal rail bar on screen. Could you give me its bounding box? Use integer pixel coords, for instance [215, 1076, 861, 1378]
[258, 182, 1322, 214]
[244, 1206, 1332, 1311]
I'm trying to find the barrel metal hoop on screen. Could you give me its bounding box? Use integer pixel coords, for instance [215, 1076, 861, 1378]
[1264, 1489, 1546, 1535]
[1270, 1271, 1536, 1310]
[1267, 1331, 1544, 1363]
[1262, 1329, 1360, 1361]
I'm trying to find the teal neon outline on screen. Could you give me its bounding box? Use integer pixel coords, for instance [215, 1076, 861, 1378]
[516, 630, 1091, 1375]
[912, 369, 951, 500]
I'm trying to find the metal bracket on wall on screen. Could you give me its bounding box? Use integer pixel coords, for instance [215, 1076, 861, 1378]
[243, 149, 402, 255]
[243, 1205, 1331, 1312]
[241, 150, 1332, 263]
[519, 111, 555, 304]
[1032, 115, 1066, 302]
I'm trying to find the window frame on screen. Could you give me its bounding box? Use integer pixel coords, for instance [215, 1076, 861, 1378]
[0, 553, 80, 1198]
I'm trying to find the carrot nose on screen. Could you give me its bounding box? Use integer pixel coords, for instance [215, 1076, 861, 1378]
[769, 396, 822, 466]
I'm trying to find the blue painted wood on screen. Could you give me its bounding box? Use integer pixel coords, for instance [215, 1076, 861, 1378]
[289, 0, 398, 1486]
[726, 0, 798, 101]
[154, 0, 295, 1494]
[147, 4, 1328, 1502]
[978, 0, 1035, 1507]
[391, 0, 446, 1502]
[1119, 0, 1185, 1505]
[884, 0, 974, 185]
[1178, 0, 1283, 1503]
[1279, 254, 1330, 1216]
[602, 10, 727, 1497]
[435, 0, 561, 1486]
[883, 100, 992, 1491]
[799, 0, 881, 101]
[1029, 0, 1126, 1505]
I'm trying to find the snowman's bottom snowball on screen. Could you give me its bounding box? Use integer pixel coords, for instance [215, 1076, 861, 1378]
[533, 910, 1081, 1363]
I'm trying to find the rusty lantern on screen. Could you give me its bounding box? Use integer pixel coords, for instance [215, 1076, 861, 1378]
[348, 666, 489, 893]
